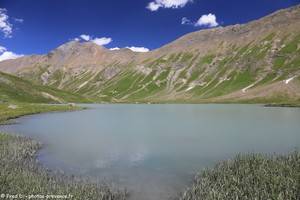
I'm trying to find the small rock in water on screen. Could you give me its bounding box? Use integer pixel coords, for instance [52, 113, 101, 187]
[68, 103, 76, 107]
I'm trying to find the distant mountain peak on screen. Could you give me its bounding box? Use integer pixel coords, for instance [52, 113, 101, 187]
[55, 40, 107, 53]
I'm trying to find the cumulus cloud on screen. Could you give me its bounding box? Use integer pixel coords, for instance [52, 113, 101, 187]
[0, 8, 13, 38]
[181, 17, 192, 25]
[80, 34, 90, 41]
[126, 46, 149, 52]
[147, 0, 193, 11]
[147, 2, 161, 11]
[181, 13, 219, 28]
[109, 47, 120, 51]
[109, 46, 150, 52]
[0, 51, 23, 62]
[0, 45, 23, 62]
[77, 34, 112, 46]
[195, 13, 218, 27]
[0, 45, 7, 53]
[92, 37, 112, 46]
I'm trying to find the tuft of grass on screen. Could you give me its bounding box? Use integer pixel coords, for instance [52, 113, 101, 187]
[180, 152, 300, 200]
[263, 32, 276, 42]
[273, 57, 286, 69]
[180, 52, 194, 63]
[0, 133, 127, 200]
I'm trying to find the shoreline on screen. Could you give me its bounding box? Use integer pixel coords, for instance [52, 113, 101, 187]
[0, 104, 128, 199]
[79, 101, 300, 108]
[264, 103, 300, 108]
[0, 103, 85, 125]
[1, 103, 299, 200]
[0, 132, 128, 200]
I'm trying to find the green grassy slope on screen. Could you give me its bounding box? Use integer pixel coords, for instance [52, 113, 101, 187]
[0, 71, 90, 103]
[1, 32, 299, 104]
[40, 32, 297, 104]
[0, 103, 83, 124]
[42, 33, 299, 103]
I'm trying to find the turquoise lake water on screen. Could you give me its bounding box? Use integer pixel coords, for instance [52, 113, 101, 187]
[1, 104, 300, 200]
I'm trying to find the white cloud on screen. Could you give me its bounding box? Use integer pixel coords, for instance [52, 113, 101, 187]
[0, 46, 23, 62]
[0, 8, 13, 38]
[182, 14, 219, 28]
[14, 18, 24, 23]
[0, 45, 7, 53]
[109, 47, 120, 51]
[110, 46, 150, 52]
[78, 34, 112, 46]
[92, 37, 112, 46]
[126, 46, 149, 52]
[181, 17, 191, 25]
[147, 2, 161, 11]
[80, 34, 90, 41]
[109, 46, 150, 52]
[147, 0, 192, 11]
[195, 13, 218, 27]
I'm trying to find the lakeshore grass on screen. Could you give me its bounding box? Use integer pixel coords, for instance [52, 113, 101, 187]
[0, 103, 127, 199]
[0, 103, 83, 124]
[180, 152, 300, 200]
[0, 133, 128, 200]
[264, 103, 300, 108]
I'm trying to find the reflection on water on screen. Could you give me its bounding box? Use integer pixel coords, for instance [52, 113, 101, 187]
[1, 104, 300, 200]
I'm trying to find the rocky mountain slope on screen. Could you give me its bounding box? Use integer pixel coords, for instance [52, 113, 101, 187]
[0, 5, 300, 103]
[0, 71, 89, 103]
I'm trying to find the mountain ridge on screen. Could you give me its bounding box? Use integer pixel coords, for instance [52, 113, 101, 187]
[0, 4, 299, 104]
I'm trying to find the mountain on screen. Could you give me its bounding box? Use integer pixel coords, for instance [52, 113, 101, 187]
[0, 5, 300, 104]
[0, 71, 89, 103]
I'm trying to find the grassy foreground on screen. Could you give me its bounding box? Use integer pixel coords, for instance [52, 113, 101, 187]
[0, 133, 127, 200]
[0, 103, 83, 124]
[180, 152, 300, 200]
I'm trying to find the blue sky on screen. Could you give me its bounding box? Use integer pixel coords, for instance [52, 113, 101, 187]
[0, 0, 299, 60]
